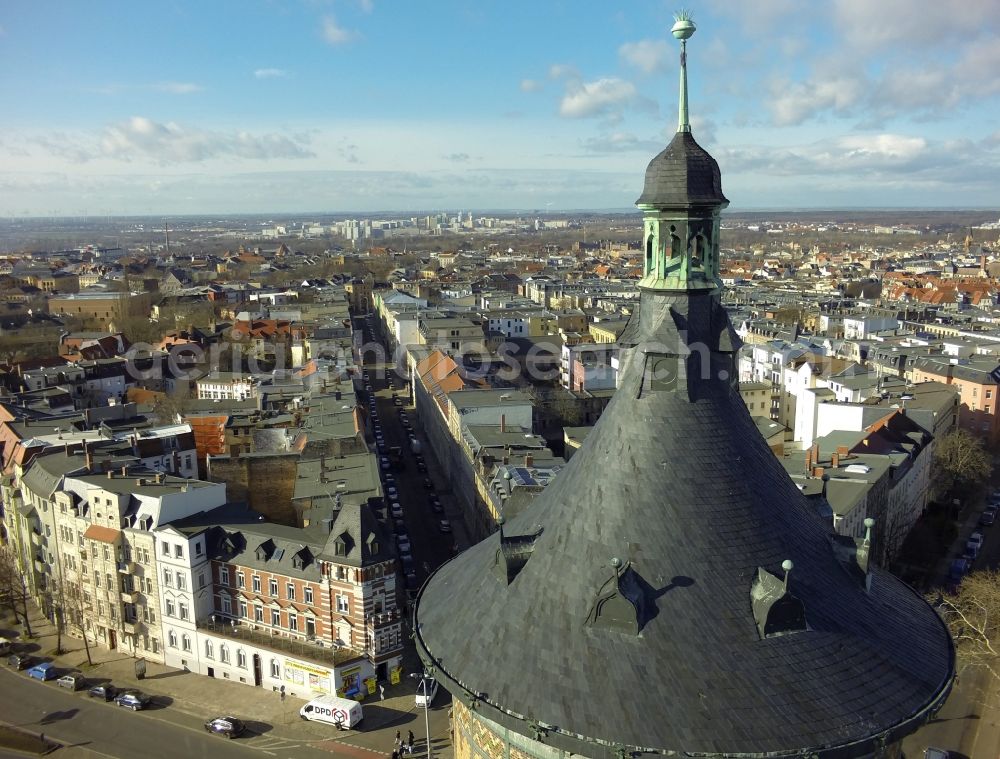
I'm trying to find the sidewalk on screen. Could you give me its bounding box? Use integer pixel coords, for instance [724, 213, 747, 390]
[2, 605, 438, 747]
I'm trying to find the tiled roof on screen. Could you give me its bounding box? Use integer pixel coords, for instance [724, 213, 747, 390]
[416, 290, 953, 757]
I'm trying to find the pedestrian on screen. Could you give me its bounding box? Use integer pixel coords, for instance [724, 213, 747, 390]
[280, 685, 286, 702]
[379, 682, 385, 700]
[407, 730, 414, 746]
[392, 750, 399, 759]
[407, 732, 414, 754]
[395, 730, 401, 749]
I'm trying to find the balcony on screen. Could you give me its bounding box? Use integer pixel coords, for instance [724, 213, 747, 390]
[120, 589, 139, 603]
[117, 561, 136, 574]
[30, 531, 43, 547]
[33, 559, 45, 574]
[367, 609, 401, 628]
[196, 619, 362, 669]
[123, 620, 145, 636]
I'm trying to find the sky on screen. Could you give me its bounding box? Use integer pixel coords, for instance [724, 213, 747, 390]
[1, 0, 999, 216]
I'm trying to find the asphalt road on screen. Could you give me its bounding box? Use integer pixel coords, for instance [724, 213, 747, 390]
[360, 317, 458, 592]
[0, 665, 332, 758]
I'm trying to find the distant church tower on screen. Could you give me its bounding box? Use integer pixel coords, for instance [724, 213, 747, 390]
[415, 12, 954, 759]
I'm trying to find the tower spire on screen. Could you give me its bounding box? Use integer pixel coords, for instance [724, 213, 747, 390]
[672, 10, 696, 134]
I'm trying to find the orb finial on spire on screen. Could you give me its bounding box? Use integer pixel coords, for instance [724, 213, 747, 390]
[671, 10, 696, 133]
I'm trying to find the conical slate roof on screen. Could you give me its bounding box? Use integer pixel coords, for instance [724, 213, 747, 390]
[636, 130, 728, 207]
[415, 289, 953, 757]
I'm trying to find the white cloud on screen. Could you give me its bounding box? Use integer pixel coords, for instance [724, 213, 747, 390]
[254, 68, 287, 79]
[548, 63, 579, 80]
[153, 82, 203, 95]
[832, 0, 999, 50]
[321, 15, 356, 45]
[769, 71, 865, 126]
[581, 132, 662, 154]
[559, 78, 638, 118]
[94, 116, 314, 163]
[618, 39, 670, 74]
[520, 79, 543, 93]
[359, 0, 374, 12]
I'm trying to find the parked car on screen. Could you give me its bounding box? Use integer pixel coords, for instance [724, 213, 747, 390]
[438, 520, 452, 534]
[88, 683, 117, 701]
[949, 558, 969, 584]
[968, 531, 985, 550]
[386, 486, 398, 500]
[393, 397, 402, 406]
[415, 677, 439, 708]
[26, 662, 56, 681]
[204, 716, 247, 739]
[115, 690, 152, 711]
[7, 653, 33, 670]
[980, 509, 996, 527]
[0, 637, 12, 656]
[390, 502, 404, 518]
[924, 749, 952, 759]
[423, 477, 434, 490]
[417, 460, 428, 473]
[430, 497, 443, 513]
[380, 457, 391, 471]
[57, 673, 86, 690]
[397, 535, 412, 553]
[405, 570, 419, 590]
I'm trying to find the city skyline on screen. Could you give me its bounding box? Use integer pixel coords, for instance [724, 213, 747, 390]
[1, 0, 998, 216]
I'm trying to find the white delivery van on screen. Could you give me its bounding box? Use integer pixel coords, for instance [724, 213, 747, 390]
[299, 694, 363, 729]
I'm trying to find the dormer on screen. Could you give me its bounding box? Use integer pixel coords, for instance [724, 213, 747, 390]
[292, 547, 312, 570]
[750, 561, 807, 639]
[332, 531, 354, 557]
[585, 558, 656, 635]
[255, 538, 275, 562]
[365, 532, 379, 557]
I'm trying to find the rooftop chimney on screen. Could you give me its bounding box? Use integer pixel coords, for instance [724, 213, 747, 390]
[525, 454, 534, 467]
[500, 414, 507, 433]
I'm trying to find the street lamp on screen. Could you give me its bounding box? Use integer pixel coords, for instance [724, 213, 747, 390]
[409, 670, 434, 759]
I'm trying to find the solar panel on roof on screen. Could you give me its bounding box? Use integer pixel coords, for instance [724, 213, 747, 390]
[272, 548, 284, 561]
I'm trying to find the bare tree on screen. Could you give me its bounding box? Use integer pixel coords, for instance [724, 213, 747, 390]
[931, 428, 992, 504]
[0, 544, 33, 637]
[935, 570, 1000, 680]
[53, 577, 93, 667]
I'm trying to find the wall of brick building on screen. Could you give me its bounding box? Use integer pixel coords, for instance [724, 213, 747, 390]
[207, 452, 299, 526]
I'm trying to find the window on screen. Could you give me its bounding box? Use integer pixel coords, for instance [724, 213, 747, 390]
[106, 573, 113, 590]
[237, 572, 245, 589]
[179, 602, 189, 621]
[304, 587, 314, 604]
[221, 596, 232, 615]
[161, 541, 170, 556]
[168, 629, 177, 648]
[198, 572, 206, 590]
[163, 568, 172, 587]
[174, 544, 183, 559]
[270, 659, 281, 678]
[988, 389, 993, 399]
[269, 579, 278, 597]
[220, 567, 230, 586]
[176, 572, 186, 590]
[195, 541, 203, 557]
[165, 599, 175, 617]
[254, 605, 263, 622]
[286, 583, 295, 601]
[182, 634, 191, 652]
[289, 613, 298, 632]
[220, 645, 229, 664]
[102, 545, 110, 561]
[205, 640, 214, 658]
[252, 575, 261, 593]
[237, 650, 247, 668]
[271, 609, 281, 626]
[239, 600, 248, 618]
[336, 595, 349, 613]
[94, 571, 101, 588]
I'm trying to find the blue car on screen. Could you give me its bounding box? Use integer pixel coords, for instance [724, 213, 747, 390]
[26, 662, 56, 681]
